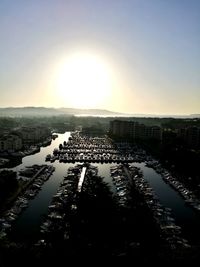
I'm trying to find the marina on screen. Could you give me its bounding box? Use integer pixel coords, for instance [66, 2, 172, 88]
[1, 131, 200, 255]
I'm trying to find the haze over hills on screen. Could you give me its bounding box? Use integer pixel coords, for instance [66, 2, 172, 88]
[0, 107, 199, 118]
[0, 107, 123, 117]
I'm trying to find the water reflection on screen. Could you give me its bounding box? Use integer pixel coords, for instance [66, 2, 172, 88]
[134, 162, 200, 243]
[10, 132, 200, 244]
[12, 133, 71, 240]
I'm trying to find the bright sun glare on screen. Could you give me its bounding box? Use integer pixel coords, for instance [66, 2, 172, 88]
[56, 52, 112, 109]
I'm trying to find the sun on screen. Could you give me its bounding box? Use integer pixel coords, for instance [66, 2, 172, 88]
[56, 52, 112, 108]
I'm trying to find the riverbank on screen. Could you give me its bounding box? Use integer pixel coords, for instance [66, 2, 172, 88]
[0, 137, 52, 168]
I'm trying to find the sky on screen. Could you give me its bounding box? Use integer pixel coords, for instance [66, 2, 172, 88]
[0, 0, 199, 115]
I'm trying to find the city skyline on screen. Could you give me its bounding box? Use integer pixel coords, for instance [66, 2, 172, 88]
[0, 0, 199, 115]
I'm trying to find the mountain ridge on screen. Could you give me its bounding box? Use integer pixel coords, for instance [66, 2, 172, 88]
[0, 107, 123, 116]
[0, 107, 199, 118]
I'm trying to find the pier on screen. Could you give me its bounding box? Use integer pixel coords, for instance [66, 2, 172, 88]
[77, 166, 87, 192]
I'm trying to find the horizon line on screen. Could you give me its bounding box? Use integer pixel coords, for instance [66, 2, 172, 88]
[0, 106, 200, 117]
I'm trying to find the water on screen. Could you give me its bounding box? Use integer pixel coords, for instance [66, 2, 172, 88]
[134, 162, 200, 243]
[9, 132, 200, 244]
[11, 133, 116, 241]
[13, 132, 70, 170]
[93, 163, 116, 193]
[11, 132, 72, 240]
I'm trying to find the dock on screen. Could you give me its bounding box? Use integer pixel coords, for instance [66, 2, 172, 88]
[77, 166, 87, 193]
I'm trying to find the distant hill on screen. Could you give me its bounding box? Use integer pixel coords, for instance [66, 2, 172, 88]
[58, 108, 123, 116]
[125, 113, 200, 118]
[0, 107, 199, 118]
[0, 107, 123, 117]
[189, 114, 200, 118]
[0, 107, 60, 117]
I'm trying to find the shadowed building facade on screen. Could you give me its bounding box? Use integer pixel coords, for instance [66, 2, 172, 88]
[109, 120, 162, 141]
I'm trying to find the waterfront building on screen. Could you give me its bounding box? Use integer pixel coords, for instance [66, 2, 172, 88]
[178, 127, 200, 148]
[13, 126, 51, 144]
[110, 120, 162, 141]
[0, 134, 22, 152]
[186, 127, 200, 148]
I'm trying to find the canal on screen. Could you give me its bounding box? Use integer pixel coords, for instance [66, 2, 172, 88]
[9, 132, 200, 244]
[134, 162, 200, 243]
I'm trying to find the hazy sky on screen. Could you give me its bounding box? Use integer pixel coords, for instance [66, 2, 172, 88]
[0, 0, 199, 115]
